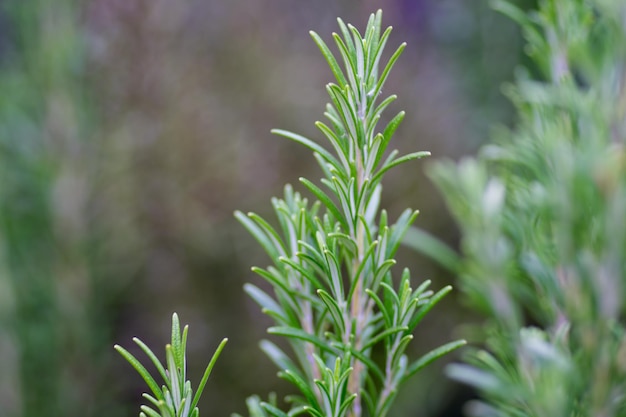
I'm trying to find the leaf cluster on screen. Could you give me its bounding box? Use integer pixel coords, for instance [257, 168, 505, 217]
[428, 0, 626, 415]
[115, 314, 228, 417]
[236, 10, 463, 417]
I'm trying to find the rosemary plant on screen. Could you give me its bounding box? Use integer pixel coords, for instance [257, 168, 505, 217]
[115, 314, 228, 417]
[235, 10, 464, 417]
[426, 0, 626, 415]
[0, 1, 119, 415]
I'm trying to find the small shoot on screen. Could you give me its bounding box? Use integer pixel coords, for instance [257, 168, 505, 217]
[115, 313, 228, 417]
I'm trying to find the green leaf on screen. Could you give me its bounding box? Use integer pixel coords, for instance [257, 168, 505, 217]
[403, 340, 467, 381]
[368, 94, 397, 127]
[377, 111, 405, 166]
[315, 121, 351, 175]
[296, 250, 327, 278]
[322, 248, 344, 302]
[370, 259, 396, 294]
[390, 335, 414, 368]
[252, 267, 294, 301]
[244, 395, 269, 417]
[368, 23, 392, 85]
[326, 83, 360, 145]
[361, 389, 375, 417]
[349, 25, 365, 82]
[245, 283, 289, 323]
[324, 177, 351, 228]
[412, 279, 432, 298]
[261, 401, 291, 417]
[287, 405, 310, 417]
[132, 337, 169, 385]
[140, 405, 164, 417]
[363, 185, 382, 226]
[380, 282, 401, 309]
[281, 369, 321, 409]
[362, 325, 408, 351]
[409, 285, 453, 331]
[272, 129, 342, 171]
[342, 343, 385, 383]
[338, 393, 358, 417]
[314, 151, 339, 184]
[337, 17, 355, 58]
[365, 289, 392, 328]
[165, 345, 181, 407]
[371, 43, 406, 105]
[170, 313, 183, 376]
[299, 178, 348, 230]
[318, 289, 346, 336]
[491, 0, 531, 27]
[309, 31, 348, 88]
[372, 151, 431, 185]
[260, 340, 302, 377]
[314, 377, 332, 405]
[332, 31, 358, 94]
[114, 344, 164, 401]
[327, 232, 358, 255]
[190, 338, 228, 412]
[364, 133, 383, 175]
[303, 406, 325, 417]
[402, 227, 462, 274]
[445, 363, 500, 392]
[268, 327, 336, 353]
[354, 178, 373, 220]
[248, 212, 288, 257]
[278, 257, 325, 292]
[142, 393, 161, 409]
[235, 211, 281, 261]
[386, 209, 420, 259]
[275, 206, 298, 254]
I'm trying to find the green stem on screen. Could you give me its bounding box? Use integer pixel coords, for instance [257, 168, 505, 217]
[348, 146, 367, 417]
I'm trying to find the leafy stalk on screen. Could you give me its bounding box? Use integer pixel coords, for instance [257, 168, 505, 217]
[115, 313, 228, 417]
[427, 0, 626, 415]
[236, 10, 464, 417]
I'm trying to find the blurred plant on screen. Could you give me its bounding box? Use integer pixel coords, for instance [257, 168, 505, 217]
[0, 1, 114, 416]
[115, 313, 228, 417]
[235, 10, 464, 417]
[420, 0, 626, 415]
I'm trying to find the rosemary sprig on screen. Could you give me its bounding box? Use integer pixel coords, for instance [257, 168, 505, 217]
[236, 10, 464, 417]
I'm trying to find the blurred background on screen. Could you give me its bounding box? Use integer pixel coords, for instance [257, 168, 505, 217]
[0, 0, 535, 416]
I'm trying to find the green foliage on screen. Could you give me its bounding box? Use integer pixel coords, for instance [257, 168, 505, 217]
[427, 0, 626, 415]
[0, 1, 104, 416]
[115, 313, 228, 417]
[235, 10, 464, 417]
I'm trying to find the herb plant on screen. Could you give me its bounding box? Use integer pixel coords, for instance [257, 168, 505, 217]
[235, 10, 464, 417]
[115, 313, 228, 417]
[423, 0, 626, 415]
[0, 1, 121, 416]
[115, 10, 464, 417]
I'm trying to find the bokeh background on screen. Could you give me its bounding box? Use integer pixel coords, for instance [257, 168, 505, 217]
[0, 0, 535, 416]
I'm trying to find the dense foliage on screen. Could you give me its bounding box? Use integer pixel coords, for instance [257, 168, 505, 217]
[235, 11, 464, 417]
[429, 0, 626, 415]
